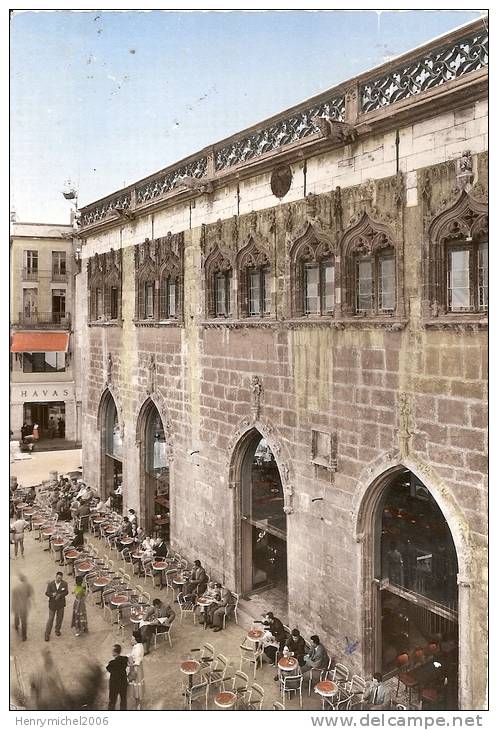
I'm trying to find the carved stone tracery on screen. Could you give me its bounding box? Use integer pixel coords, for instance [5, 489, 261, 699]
[134, 232, 184, 322]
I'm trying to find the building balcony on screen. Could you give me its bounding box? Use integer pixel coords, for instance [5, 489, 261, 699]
[51, 270, 68, 282]
[13, 312, 71, 329]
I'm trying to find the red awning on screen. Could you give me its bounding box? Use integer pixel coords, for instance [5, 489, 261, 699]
[10, 332, 69, 353]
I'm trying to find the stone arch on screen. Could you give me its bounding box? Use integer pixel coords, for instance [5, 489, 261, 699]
[227, 419, 294, 597]
[135, 393, 172, 456]
[236, 236, 273, 317]
[97, 386, 124, 437]
[96, 387, 124, 500]
[351, 455, 473, 709]
[205, 244, 234, 318]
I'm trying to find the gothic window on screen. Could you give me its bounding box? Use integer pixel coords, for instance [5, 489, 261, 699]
[304, 258, 334, 315]
[426, 190, 488, 319]
[88, 250, 122, 324]
[205, 246, 233, 318]
[134, 235, 184, 325]
[355, 249, 395, 314]
[215, 271, 231, 316]
[290, 225, 336, 317]
[237, 239, 272, 318]
[341, 213, 399, 318]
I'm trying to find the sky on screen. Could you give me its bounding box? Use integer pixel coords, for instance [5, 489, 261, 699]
[10, 9, 485, 223]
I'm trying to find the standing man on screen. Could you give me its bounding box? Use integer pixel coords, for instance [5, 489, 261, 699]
[12, 573, 34, 641]
[106, 644, 128, 710]
[45, 570, 69, 641]
[11, 515, 30, 557]
[48, 416, 56, 439]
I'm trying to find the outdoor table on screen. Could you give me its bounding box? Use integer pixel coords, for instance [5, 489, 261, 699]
[278, 656, 299, 673]
[42, 528, 56, 551]
[315, 680, 339, 709]
[32, 519, 45, 539]
[180, 660, 200, 690]
[105, 526, 118, 534]
[23, 508, 35, 517]
[51, 537, 66, 564]
[76, 560, 95, 573]
[64, 548, 79, 574]
[196, 595, 215, 629]
[153, 561, 168, 589]
[93, 576, 111, 606]
[214, 690, 237, 709]
[246, 629, 264, 642]
[92, 517, 106, 525]
[111, 594, 129, 607]
[119, 537, 134, 546]
[130, 607, 147, 624]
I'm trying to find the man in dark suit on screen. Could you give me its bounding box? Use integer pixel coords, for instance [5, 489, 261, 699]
[106, 644, 128, 710]
[183, 559, 208, 600]
[45, 571, 69, 641]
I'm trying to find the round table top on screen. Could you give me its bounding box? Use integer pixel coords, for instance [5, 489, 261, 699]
[16, 502, 29, 509]
[130, 609, 147, 623]
[111, 594, 129, 606]
[92, 517, 106, 524]
[93, 577, 111, 587]
[32, 519, 45, 527]
[180, 660, 200, 675]
[51, 538, 66, 546]
[278, 656, 299, 671]
[120, 537, 134, 545]
[23, 508, 35, 515]
[197, 596, 215, 605]
[247, 629, 264, 641]
[132, 551, 144, 559]
[105, 526, 118, 534]
[153, 561, 167, 570]
[172, 574, 186, 584]
[214, 691, 237, 708]
[77, 561, 95, 572]
[65, 549, 79, 559]
[42, 529, 55, 536]
[315, 680, 339, 697]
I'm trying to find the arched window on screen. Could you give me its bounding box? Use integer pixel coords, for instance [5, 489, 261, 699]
[88, 255, 105, 322]
[426, 191, 488, 317]
[237, 238, 272, 317]
[205, 246, 233, 318]
[290, 224, 335, 317]
[88, 250, 122, 323]
[341, 213, 399, 317]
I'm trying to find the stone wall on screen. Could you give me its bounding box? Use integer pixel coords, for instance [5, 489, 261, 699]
[77, 108, 488, 708]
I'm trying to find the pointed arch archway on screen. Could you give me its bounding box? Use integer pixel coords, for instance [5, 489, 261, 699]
[97, 387, 123, 503]
[353, 460, 471, 710]
[136, 396, 172, 536]
[228, 422, 293, 602]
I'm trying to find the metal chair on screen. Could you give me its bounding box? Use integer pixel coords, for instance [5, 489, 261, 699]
[239, 640, 263, 679]
[272, 701, 285, 710]
[245, 682, 264, 710]
[280, 673, 303, 709]
[153, 618, 174, 649]
[222, 592, 240, 628]
[204, 653, 230, 693]
[185, 677, 208, 710]
[177, 593, 196, 622]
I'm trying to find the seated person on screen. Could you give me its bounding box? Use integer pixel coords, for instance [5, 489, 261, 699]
[153, 538, 168, 559]
[95, 497, 108, 513]
[77, 501, 90, 527]
[211, 587, 235, 632]
[26, 486, 37, 505]
[362, 672, 391, 710]
[73, 528, 85, 550]
[301, 635, 329, 678]
[182, 559, 208, 601]
[128, 509, 137, 524]
[140, 598, 175, 654]
[262, 611, 287, 653]
[284, 628, 307, 666]
[197, 582, 221, 625]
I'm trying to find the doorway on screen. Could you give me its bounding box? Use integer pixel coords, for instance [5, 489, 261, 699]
[52, 289, 66, 324]
[139, 400, 170, 537]
[101, 392, 123, 507]
[23, 401, 65, 440]
[240, 431, 287, 599]
[376, 469, 459, 709]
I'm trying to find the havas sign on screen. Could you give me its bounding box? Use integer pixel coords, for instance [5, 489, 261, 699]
[12, 383, 74, 402]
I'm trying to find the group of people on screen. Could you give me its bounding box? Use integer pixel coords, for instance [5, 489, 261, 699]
[20, 417, 65, 442]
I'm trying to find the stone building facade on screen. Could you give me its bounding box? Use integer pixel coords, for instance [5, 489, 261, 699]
[76, 20, 488, 709]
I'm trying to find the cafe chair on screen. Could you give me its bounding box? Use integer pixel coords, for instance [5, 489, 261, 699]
[153, 618, 174, 649]
[280, 673, 303, 709]
[331, 662, 349, 686]
[142, 559, 154, 585]
[201, 642, 216, 663]
[273, 701, 285, 710]
[395, 704, 407, 710]
[164, 568, 178, 598]
[239, 641, 263, 679]
[185, 677, 209, 711]
[347, 675, 367, 710]
[223, 593, 240, 628]
[396, 667, 419, 706]
[205, 654, 230, 692]
[177, 593, 196, 622]
[245, 683, 264, 710]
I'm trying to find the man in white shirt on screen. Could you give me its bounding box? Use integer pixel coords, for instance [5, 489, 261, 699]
[11, 517, 29, 557]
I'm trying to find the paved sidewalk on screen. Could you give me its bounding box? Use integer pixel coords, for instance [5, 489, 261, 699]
[10, 527, 324, 711]
[10, 449, 82, 488]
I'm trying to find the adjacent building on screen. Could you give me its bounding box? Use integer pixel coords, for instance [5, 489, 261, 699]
[76, 20, 488, 709]
[10, 221, 82, 445]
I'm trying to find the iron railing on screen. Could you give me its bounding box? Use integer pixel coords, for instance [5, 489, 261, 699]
[14, 311, 71, 328]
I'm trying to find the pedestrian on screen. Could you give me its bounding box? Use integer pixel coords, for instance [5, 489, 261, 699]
[71, 575, 88, 636]
[28, 649, 67, 710]
[128, 631, 145, 710]
[106, 644, 128, 710]
[12, 573, 33, 641]
[32, 423, 40, 440]
[48, 416, 56, 439]
[58, 417, 65, 438]
[44, 570, 69, 641]
[20, 423, 30, 440]
[11, 515, 29, 557]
